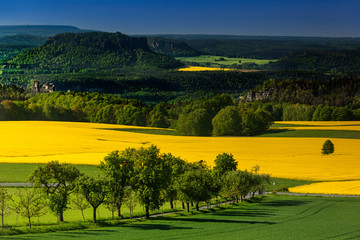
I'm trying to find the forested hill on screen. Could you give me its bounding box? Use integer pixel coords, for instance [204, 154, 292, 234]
[266, 49, 360, 73]
[144, 34, 360, 59]
[1, 32, 183, 73]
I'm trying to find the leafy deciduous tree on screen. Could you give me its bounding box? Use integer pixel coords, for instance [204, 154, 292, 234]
[0, 187, 12, 231]
[28, 161, 81, 222]
[12, 188, 47, 228]
[99, 150, 135, 218]
[76, 176, 107, 223]
[132, 145, 172, 219]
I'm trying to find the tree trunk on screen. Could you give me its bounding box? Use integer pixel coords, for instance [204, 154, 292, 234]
[117, 203, 122, 218]
[236, 196, 239, 203]
[196, 202, 199, 211]
[145, 206, 150, 219]
[28, 217, 31, 228]
[240, 195, 243, 202]
[93, 207, 97, 223]
[186, 203, 190, 212]
[58, 212, 64, 222]
[181, 202, 185, 209]
[1, 214, 3, 231]
[81, 210, 85, 221]
[190, 202, 194, 207]
[170, 200, 174, 209]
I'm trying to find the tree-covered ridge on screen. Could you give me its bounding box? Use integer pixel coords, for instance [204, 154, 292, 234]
[148, 34, 360, 59]
[266, 49, 360, 73]
[2, 32, 183, 73]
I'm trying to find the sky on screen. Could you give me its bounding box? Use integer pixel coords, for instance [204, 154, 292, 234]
[1, 0, 359, 37]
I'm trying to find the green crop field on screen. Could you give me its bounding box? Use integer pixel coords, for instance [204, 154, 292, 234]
[259, 129, 360, 139]
[2, 195, 360, 239]
[0, 163, 99, 183]
[175, 55, 275, 67]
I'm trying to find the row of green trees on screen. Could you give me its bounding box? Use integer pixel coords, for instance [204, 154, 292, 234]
[0, 91, 274, 136]
[0, 146, 271, 228]
[242, 101, 360, 121]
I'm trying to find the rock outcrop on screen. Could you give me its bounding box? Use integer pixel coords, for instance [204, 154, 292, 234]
[33, 80, 55, 94]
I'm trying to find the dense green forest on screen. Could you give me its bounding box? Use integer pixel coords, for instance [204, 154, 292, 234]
[1, 32, 183, 74]
[266, 49, 360, 73]
[0, 45, 35, 61]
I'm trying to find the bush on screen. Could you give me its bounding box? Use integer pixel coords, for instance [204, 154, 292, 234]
[272, 186, 289, 193]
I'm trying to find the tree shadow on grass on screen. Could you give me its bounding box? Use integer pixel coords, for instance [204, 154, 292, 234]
[97, 127, 176, 136]
[121, 223, 193, 231]
[211, 209, 275, 218]
[154, 216, 276, 225]
[5, 229, 118, 239]
[260, 199, 311, 207]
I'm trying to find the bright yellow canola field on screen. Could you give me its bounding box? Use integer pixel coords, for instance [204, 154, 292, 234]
[1, 121, 360, 187]
[289, 181, 360, 195]
[178, 66, 232, 71]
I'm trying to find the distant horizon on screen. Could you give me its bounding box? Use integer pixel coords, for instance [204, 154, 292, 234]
[1, 0, 359, 38]
[1, 24, 359, 39]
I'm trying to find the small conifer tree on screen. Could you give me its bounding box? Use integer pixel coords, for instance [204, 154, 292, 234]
[321, 139, 334, 155]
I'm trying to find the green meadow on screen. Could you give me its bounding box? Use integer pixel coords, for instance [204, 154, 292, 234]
[2, 195, 360, 239]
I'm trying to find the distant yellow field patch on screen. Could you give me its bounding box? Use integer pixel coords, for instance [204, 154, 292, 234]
[1, 121, 360, 183]
[289, 180, 360, 195]
[178, 66, 232, 71]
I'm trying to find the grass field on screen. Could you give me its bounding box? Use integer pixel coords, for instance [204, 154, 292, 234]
[0, 121, 359, 194]
[176, 55, 275, 66]
[0, 163, 99, 182]
[2, 195, 360, 239]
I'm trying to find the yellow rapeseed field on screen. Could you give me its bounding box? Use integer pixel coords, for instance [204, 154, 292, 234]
[1, 121, 360, 189]
[178, 66, 232, 71]
[289, 180, 360, 195]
